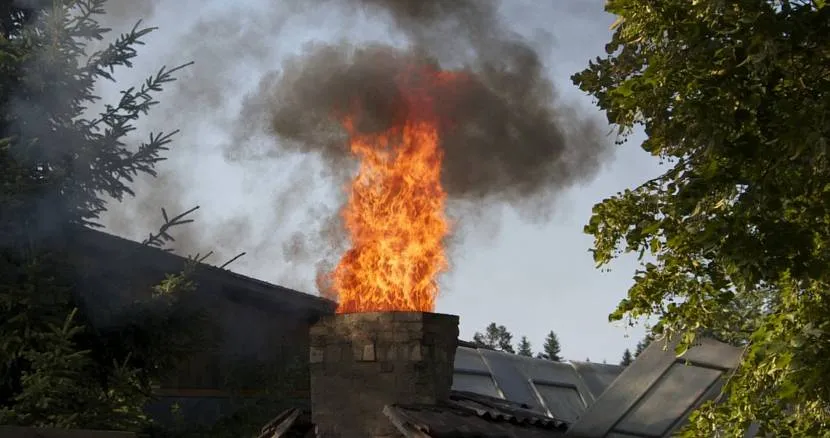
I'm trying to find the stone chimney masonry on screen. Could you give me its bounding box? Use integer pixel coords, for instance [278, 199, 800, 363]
[309, 312, 459, 437]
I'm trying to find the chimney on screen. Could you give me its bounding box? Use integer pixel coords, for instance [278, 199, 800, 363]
[309, 312, 459, 437]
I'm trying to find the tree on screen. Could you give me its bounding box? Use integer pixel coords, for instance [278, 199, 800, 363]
[472, 323, 495, 349]
[633, 334, 654, 358]
[497, 330, 515, 354]
[473, 323, 515, 353]
[537, 331, 562, 361]
[573, 0, 830, 435]
[517, 336, 533, 357]
[620, 348, 634, 366]
[0, 0, 199, 431]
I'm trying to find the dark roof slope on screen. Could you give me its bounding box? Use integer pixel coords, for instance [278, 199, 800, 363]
[385, 391, 568, 438]
[259, 391, 568, 438]
[70, 226, 335, 314]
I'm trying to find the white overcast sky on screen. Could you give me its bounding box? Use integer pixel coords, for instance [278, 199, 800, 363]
[96, 0, 663, 363]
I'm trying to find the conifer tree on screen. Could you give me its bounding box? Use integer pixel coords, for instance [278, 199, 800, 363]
[517, 336, 533, 357]
[620, 348, 633, 366]
[537, 331, 562, 361]
[0, 0, 200, 430]
[634, 334, 654, 358]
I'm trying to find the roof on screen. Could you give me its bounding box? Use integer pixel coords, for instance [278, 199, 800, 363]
[565, 336, 744, 437]
[259, 390, 569, 438]
[451, 338, 745, 437]
[75, 227, 744, 437]
[72, 227, 746, 437]
[258, 338, 744, 438]
[452, 346, 624, 423]
[69, 226, 335, 315]
[385, 391, 568, 438]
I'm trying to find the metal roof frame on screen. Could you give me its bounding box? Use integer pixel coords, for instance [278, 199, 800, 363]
[565, 336, 743, 438]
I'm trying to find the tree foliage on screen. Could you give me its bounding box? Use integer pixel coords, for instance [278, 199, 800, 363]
[517, 336, 533, 357]
[473, 323, 515, 353]
[0, 0, 199, 431]
[537, 331, 562, 362]
[620, 348, 633, 366]
[633, 333, 654, 358]
[573, 0, 830, 434]
[473, 324, 559, 357]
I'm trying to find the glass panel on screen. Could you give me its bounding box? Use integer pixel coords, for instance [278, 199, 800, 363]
[613, 363, 721, 436]
[452, 372, 502, 399]
[480, 350, 541, 409]
[572, 362, 624, 399]
[533, 383, 586, 423]
[454, 347, 490, 373]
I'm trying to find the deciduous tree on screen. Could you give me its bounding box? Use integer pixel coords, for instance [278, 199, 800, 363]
[573, 0, 830, 434]
[473, 323, 515, 353]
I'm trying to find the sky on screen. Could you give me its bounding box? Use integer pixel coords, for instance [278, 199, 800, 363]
[94, 0, 663, 363]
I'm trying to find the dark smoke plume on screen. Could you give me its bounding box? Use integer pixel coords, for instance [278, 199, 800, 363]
[91, 0, 612, 294]
[233, 0, 609, 220]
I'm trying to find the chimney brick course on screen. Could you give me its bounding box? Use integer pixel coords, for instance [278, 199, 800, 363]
[309, 312, 459, 437]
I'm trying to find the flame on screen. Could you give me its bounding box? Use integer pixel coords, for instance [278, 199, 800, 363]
[324, 64, 466, 313]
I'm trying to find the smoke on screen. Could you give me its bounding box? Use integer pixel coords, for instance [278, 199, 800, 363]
[97, 0, 157, 28]
[88, 0, 611, 293]
[97, 0, 299, 274]
[233, 0, 607, 221]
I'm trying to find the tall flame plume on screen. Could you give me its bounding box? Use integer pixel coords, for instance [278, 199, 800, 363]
[322, 63, 467, 313]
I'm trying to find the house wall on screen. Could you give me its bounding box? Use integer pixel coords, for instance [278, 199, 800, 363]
[147, 296, 317, 427]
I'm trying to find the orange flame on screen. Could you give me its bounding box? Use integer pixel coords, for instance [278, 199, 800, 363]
[325, 64, 466, 313]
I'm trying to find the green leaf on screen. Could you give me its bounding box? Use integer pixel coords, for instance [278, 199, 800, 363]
[575, 0, 830, 433]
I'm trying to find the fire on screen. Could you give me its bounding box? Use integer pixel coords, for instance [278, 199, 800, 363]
[325, 64, 465, 313]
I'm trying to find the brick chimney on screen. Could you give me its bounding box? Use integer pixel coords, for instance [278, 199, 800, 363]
[309, 312, 459, 437]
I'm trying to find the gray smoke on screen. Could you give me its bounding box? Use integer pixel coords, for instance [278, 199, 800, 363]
[233, 0, 607, 219]
[97, 0, 297, 274]
[91, 0, 611, 292]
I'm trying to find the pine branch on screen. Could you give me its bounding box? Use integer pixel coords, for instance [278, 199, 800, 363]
[85, 21, 157, 84]
[142, 206, 199, 250]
